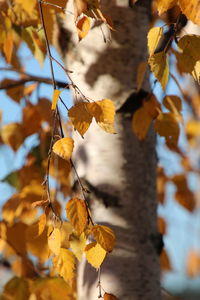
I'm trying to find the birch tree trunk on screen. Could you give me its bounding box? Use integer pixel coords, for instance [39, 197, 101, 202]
[57, 0, 161, 298]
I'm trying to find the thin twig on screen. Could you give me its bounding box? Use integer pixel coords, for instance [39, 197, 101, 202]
[169, 72, 186, 97]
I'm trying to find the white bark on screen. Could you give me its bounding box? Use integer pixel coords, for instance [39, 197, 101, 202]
[58, 0, 161, 298]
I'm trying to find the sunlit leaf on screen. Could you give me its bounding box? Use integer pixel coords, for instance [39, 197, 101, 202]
[154, 0, 177, 15]
[68, 102, 93, 136]
[3, 31, 13, 64]
[2, 277, 30, 300]
[179, 0, 200, 26]
[69, 232, 86, 261]
[77, 16, 91, 40]
[85, 242, 107, 269]
[53, 248, 76, 282]
[53, 137, 74, 160]
[66, 198, 88, 235]
[26, 214, 46, 240]
[15, 0, 37, 15]
[1, 123, 25, 151]
[104, 293, 118, 300]
[148, 51, 169, 90]
[136, 61, 147, 91]
[132, 106, 152, 140]
[154, 112, 180, 145]
[91, 225, 115, 252]
[147, 27, 163, 56]
[51, 89, 61, 110]
[74, 0, 88, 20]
[48, 228, 61, 256]
[186, 250, 200, 277]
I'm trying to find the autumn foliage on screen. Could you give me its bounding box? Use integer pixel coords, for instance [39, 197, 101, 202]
[0, 0, 200, 299]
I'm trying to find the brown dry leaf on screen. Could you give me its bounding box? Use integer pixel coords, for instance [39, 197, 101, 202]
[48, 228, 61, 256]
[53, 248, 76, 282]
[186, 250, 200, 277]
[163, 95, 182, 113]
[157, 217, 166, 234]
[2, 194, 22, 223]
[26, 214, 47, 241]
[85, 242, 107, 269]
[87, 99, 116, 133]
[27, 226, 50, 263]
[68, 102, 93, 136]
[12, 257, 37, 277]
[1, 122, 25, 151]
[147, 27, 163, 56]
[77, 16, 91, 40]
[179, 0, 200, 26]
[0, 78, 24, 103]
[51, 89, 61, 110]
[136, 61, 147, 91]
[104, 293, 118, 300]
[132, 106, 152, 140]
[157, 167, 168, 204]
[3, 31, 13, 64]
[148, 51, 169, 90]
[6, 222, 28, 256]
[66, 198, 88, 235]
[154, 0, 177, 15]
[171, 174, 195, 212]
[2, 277, 30, 300]
[160, 249, 171, 271]
[154, 112, 180, 145]
[53, 137, 74, 160]
[22, 103, 41, 137]
[91, 225, 115, 252]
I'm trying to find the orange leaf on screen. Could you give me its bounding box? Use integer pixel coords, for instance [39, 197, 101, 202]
[91, 225, 115, 252]
[104, 293, 118, 300]
[77, 16, 91, 40]
[3, 31, 13, 64]
[157, 217, 166, 234]
[186, 250, 200, 277]
[66, 198, 88, 235]
[53, 137, 74, 160]
[160, 249, 171, 271]
[179, 0, 200, 26]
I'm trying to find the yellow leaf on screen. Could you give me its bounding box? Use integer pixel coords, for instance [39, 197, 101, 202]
[176, 35, 200, 75]
[26, 214, 46, 241]
[48, 228, 61, 256]
[154, 0, 177, 15]
[3, 31, 13, 64]
[77, 16, 91, 40]
[192, 60, 200, 83]
[132, 106, 152, 140]
[148, 51, 169, 90]
[87, 99, 116, 133]
[68, 102, 93, 136]
[66, 198, 88, 235]
[85, 242, 107, 269]
[104, 293, 118, 300]
[147, 27, 163, 56]
[53, 248, 76, 282]
[61, 221, 73, 249]
[179, 0, 200, 26]
[186, 120, 200, 137]
[53, 137, 74, 160]
[51, 89, 61, 110]
[15, 0, 37, 15]
[136, 61, 147, 91]
[2, 277, 30, 300]
[69, 232, 86, 261]
[91, 225, 115, 252]
[27, 226, 50, 263]
[32, 277, 75, 300]
[154, 112, 180, 145]
[1, 123, 25, 151]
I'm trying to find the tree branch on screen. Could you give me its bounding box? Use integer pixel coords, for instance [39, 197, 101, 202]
[0, 75, 69, 90]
